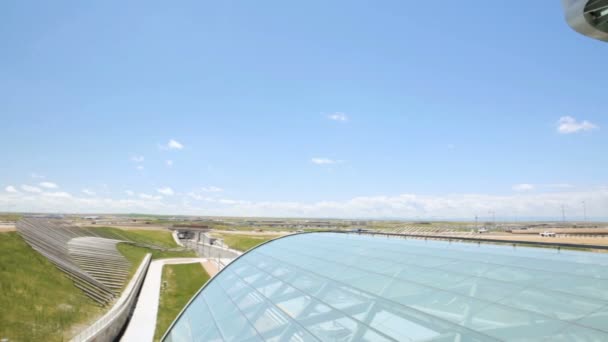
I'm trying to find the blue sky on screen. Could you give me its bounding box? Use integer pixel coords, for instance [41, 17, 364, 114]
[1, 1, 607, 219]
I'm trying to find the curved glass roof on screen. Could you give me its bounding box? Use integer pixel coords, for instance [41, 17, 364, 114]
[164, 232, 608, 341]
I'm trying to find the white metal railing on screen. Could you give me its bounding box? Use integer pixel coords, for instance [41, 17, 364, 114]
[70, 253, 152, 342]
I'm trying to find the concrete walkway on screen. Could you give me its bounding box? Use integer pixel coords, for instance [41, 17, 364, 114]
[171, 231, 185, 247]
[121, 258, 206, 342]
[201, 257, 234, 277]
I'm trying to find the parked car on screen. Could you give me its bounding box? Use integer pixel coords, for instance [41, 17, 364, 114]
[539, 231, 556, 237]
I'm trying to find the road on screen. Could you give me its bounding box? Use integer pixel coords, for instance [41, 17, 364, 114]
[0, 224, 15, 232]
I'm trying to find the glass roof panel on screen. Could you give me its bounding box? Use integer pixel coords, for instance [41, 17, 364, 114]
[164, 233, 608, 341]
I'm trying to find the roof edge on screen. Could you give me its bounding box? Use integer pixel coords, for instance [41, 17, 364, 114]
[160, 231, 314, 341]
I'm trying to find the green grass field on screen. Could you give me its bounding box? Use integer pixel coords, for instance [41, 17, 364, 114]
[154, 263, 210, 341]
[214, 233, 276, 251]
[0, 232, 103, 341]
[0, 213, 21, 222]
[106, 227, 196, 277]
[117, 243, 196, 275]
[93, 226, 180, 248]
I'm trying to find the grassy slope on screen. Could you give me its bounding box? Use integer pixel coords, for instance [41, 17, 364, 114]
[214, 233, 275, 251]
[0, 227, 194, 341]
[154, 263, 210, 341]
[0, 232, 103, 341]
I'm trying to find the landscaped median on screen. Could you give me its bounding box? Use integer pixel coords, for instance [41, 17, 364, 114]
[211, 232, 278, 251]
[154, 263, 210, 341]
[149, 231, 280, 340]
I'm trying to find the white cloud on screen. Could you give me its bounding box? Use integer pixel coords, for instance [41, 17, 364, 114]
[557, 116, 599, 134]
[328, 113, 348, 122]
[218, 199, 245, 205]
[139, 193, 163, 201]
[546, 183, 573, 189]
[513, 184, 535, 192]
[82, 189, 96, 196]
[21, 185, 42, 193]
[188, 186, 223, 201]
[157, 187, 175, 196]
[203, 189, 608, 219]
[311, 158, 343, 165]
[201, 186, 223, 193]
[0, 191, 175, 214]
[447, 144, 456, 150]
[125, 190, 135, 196]
[168, 139, 183, 149]
[136, 165, 144, 171]
[39, 182, 58, 189]
[187, 193, 213, 201]
[42, 191, 71, 198]
[166, 160, 173, 167]
[131, 155, 145, 163]
[30, 173, 45, 179]
[5, 186, 18, 193]
[160, 139, 184, 150]
[513, 183, 575, 192]
[2, 187, 608, 219]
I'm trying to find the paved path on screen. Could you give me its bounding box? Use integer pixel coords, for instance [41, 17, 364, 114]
[0, 224, 15, 232]
[171, 231, 185, 247]
[121, 258, 206, 342]
[201, 257, 235, 277]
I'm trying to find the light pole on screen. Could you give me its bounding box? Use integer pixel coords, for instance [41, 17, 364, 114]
[582, 201, 587, 222]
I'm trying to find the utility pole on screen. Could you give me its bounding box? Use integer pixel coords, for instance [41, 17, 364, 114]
[582, 201, 587, 222]
[488, 211, 496, 227]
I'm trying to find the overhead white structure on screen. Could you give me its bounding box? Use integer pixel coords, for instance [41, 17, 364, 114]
[563, 0, 608, 41]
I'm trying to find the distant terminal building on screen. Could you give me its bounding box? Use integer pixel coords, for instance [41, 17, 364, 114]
[563, 0, 608, 41]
